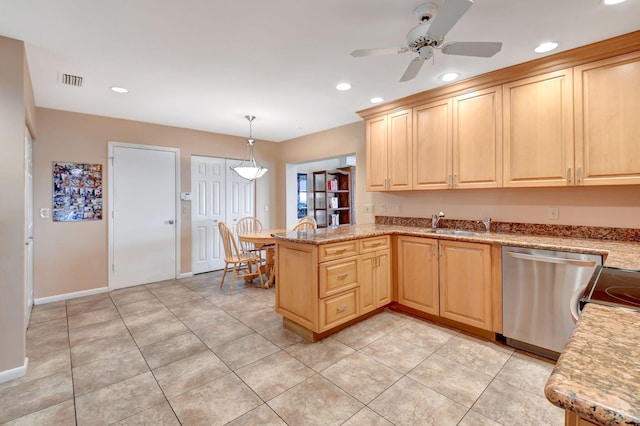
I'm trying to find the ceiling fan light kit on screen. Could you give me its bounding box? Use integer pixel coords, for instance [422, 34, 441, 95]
[230, 115, 268, 181]
[351, 0, 503, 82]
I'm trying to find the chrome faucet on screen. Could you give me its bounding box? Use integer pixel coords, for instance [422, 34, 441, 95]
[477, 217, 492, 232]
[431, 211, 445, 228]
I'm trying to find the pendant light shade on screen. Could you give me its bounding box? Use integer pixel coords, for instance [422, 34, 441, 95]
[230, 115, 268, 181]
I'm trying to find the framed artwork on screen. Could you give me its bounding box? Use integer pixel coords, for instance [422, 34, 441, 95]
[52, 162, 103, 222]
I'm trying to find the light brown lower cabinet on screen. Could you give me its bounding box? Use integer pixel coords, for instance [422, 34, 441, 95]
[276, 236, 391, 336]
[565, 411, 599, 426]
[439, 240, 493, 330]
[396, 236, 494, 332]
[277, 234, 496, 338]
[396, 236, 439, 315]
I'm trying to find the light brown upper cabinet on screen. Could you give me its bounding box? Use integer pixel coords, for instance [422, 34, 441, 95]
[413, 87, 502, 190]
[452, 86, 502, 189]
[413, 99, 452, 189]
[503, 69, 574, 187]
[574, 51, 640, 186]
[366, 109, 413, 191]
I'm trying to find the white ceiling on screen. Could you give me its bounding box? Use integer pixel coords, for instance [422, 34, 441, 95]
[2, 0, 640, 142]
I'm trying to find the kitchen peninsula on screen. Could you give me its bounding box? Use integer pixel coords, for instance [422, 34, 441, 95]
[273, 222, 640, 426]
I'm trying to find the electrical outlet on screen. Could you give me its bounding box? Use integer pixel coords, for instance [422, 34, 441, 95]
[363, 204, 374, 213]
[379, 204, 386, 213]
[548, 207, 559, 220]
[395, 203, 402, 213]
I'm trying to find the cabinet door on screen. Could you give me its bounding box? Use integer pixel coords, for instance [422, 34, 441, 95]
[366, 115, 388, 191]
[375, 249, 392, 307]
[397, 236, 439, 315]
[359, 252, 376, 314]
[388, 109, 413, 191]
[503, 69, 574, 187]
[359, 249, 391, 314]
[453, 86, 503, 189]
[574, 51, 640, 186]
[438, 240, 492, 330]
[413, 99, 452, 190]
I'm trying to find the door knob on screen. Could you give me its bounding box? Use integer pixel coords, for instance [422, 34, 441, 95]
[168, 220, 175, 224]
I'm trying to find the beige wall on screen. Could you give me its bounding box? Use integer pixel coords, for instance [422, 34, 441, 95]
[276, 121, 374, 226]
[0, 36, 28, 373]
[33, 108, 279, 298]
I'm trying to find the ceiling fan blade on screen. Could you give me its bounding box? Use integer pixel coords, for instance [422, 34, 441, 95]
[351, 47, 409, 57]
[441, 41, 502, 57]
[427, 0, 473, 41]
[400, 57, 425, 82]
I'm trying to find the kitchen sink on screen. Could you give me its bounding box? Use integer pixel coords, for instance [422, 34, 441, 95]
[434, 229, 480, 236]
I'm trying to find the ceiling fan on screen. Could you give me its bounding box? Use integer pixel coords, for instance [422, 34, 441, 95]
[351, 0, 502, 82]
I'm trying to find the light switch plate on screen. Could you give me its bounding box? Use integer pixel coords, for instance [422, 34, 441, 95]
[548, 207, 559, 220]
[363, 204, 374, 213]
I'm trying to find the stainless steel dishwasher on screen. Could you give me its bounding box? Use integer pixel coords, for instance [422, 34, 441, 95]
[502, 246, 601, 359]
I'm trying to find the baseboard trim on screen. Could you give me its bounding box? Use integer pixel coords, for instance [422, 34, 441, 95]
[0, 357, 28, 384]
[34, 286, 109, 305]
[178, 272, 193, 279]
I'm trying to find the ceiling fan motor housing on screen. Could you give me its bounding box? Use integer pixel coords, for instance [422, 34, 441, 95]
[407, 2, 442, 52]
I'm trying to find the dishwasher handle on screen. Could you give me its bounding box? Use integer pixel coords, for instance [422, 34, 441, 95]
[505, 251, 597, 267]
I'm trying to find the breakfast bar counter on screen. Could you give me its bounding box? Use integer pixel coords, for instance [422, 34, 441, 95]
[544, 303, 640, 426]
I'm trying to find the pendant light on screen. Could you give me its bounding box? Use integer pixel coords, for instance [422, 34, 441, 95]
[230, 115, 268, 181]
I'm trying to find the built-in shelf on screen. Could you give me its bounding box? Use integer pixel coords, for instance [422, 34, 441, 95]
[312, 169, 353, 228]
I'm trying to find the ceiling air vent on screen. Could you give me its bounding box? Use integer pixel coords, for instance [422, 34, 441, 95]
[61, 73, 83, 87]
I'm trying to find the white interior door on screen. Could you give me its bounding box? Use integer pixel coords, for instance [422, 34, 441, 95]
[191, 156, 225, 273]
[191, 156, 255, 273]
[110, 144, 178, 289]
[24, 126, 33, 327]
[226, 159, 255, 230]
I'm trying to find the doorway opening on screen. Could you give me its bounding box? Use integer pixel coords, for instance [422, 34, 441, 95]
[286, 155, 356, 229]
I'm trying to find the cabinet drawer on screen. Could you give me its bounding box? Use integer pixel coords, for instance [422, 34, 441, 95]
[319, 289, 359, 332]
[319, 257, 359, 298]
[319, 240, 359, 262]
[359, 236, 390, 253]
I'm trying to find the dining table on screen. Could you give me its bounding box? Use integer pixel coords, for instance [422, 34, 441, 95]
[237, 228, 286, 288]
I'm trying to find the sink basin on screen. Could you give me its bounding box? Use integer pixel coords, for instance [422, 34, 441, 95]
[434, 229, 480, 236]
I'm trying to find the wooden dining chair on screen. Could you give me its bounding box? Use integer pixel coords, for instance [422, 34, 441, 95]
[236, 216, 265, 259]
[293, 220, 316, 231]
[218, 222, 264, 294]
[298, 215, 317, 229]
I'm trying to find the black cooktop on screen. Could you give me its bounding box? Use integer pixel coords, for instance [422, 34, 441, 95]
[582, 265, 640, 311]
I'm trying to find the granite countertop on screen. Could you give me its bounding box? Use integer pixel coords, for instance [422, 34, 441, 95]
[273, 223, 640, 269]
[545, 303, 640, 426]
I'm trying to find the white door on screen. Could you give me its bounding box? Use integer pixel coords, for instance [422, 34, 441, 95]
[24, 126, 33, 327]
[191, 156, 226, 273]
[226, 161, 255, 230]
[110, 144, 178, 289]
[191, 156, 254, 273]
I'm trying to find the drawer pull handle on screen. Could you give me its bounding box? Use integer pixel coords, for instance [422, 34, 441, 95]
[333, 249, 346, 254]
[337, 273, 349, 280]
[336, 305, 347, 313]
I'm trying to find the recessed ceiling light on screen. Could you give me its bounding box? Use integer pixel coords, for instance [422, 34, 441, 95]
[370, 97, 384, 104]
[336, 82, 351, 91]
[534, 42, 558, 53]
[110, 86, 129, 93]
[602, 0, 626, 5]
[438, 72, 460, 82]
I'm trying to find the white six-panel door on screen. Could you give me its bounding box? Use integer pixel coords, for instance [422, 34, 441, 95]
[109, 143, 179, 289]
[191, 156, 254, 273]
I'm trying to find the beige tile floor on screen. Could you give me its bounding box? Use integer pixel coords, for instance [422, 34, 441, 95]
[0, 271, 564, 425]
